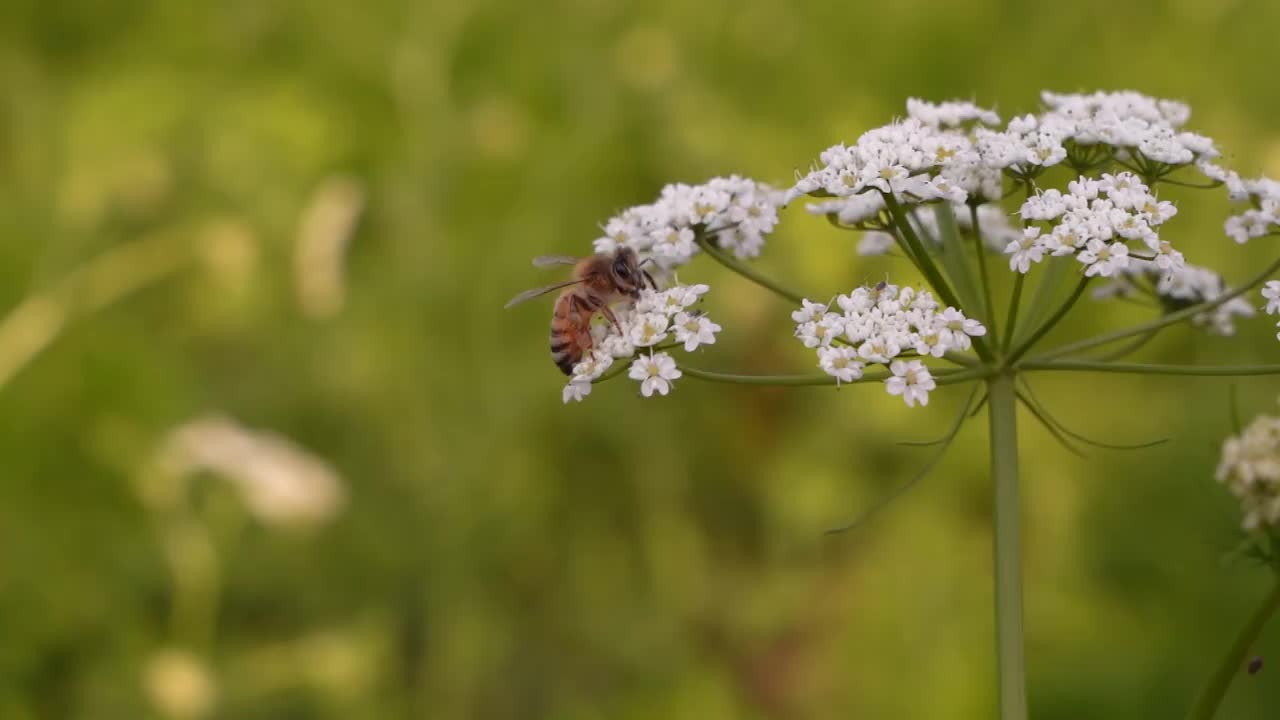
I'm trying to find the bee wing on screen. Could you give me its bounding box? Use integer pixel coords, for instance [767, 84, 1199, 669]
[532, 255, 581, 268]
[503, 278, 585, 309]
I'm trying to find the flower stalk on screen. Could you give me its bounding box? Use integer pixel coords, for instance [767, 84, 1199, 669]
[529, 90, 1280, 719]
[1187, 580, 1280, 720]
[988, 372, 1027, 720]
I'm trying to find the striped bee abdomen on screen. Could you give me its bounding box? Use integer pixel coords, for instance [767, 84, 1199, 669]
[550, 292, 595, 375]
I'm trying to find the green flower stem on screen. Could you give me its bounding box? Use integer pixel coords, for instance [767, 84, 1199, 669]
[680, 365, 993, 387]
[970, 203, 998, 339]
[695, 235, 806, 305]
[1091, 327, 1160, 361]
[987, 372, 1027, 720]
[1019, 360, 1280, 376]
[882, 193, 996, 362]
[1005, 276, 1090, 365]
[1031, 254, 1280, 362]
[1001, 274, 1026, 353]
[1187, 580, 1280, 720]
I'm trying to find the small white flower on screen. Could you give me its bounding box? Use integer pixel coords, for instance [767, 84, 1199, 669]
[562, 380, 592, 404]
[1263, 281, 1280, 315]
[628, 352, 682, 397]
[885, 360, 936, 408]
[1077, 239, 1130, 277]
[570, 349, 614, 382]
[857, 334, 902, 363]
[817, 346, 864, 385]
[1006, 228, 1045, 273]
[791, 299, 831, 324]
[628, 312, 670, 347]
[796, 313, 845, 348]
[674, 312, 721, 351]
[940, 307, 987, 337]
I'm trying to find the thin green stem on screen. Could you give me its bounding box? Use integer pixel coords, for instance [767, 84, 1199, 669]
[827, 385, 979, 534]
[1157, 176, 1223, 190]
[1006, 276, 1090, 365]
[1032, 254, 1280, 362]
[1187, 580, 1280, 720]
[1020, 361, 1280, 377]
[987, 372, 1026, 720]
[882, 192, 995, 361]
[679, 365, 992, 387]
[1001, 274, 1026, 353]
[695, 235, 806, 305]
[1091, 327, 1161, 361]
[970, 203, 998, 340]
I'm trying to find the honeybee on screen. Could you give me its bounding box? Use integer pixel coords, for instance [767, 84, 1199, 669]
[505, 247, 655, 374]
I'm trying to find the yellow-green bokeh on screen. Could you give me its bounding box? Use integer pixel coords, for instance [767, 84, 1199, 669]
[1, 1, 1279, 718]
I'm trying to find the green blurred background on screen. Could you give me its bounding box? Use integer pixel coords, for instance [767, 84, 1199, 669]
[2, 0, 1280, 717]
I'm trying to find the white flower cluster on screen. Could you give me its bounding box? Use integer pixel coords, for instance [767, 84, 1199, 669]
[790, 283, 986, 407]
[1094, 260, 1257, 336]
[562, 284, 721, 403]
[787, 100, 1003, 208]
[1011, 172, 1180, 277]
[1216, 407, 1280, 531]
[789, 92, 1220, 211]
[1222, 175, 1280, 244]
[592, 175, 784, 273]
[975, 90, 1218, 175]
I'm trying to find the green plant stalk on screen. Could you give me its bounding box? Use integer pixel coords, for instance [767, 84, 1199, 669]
[1006, 276, 1090, 364]
[1187, 580, 1280, 720]
[1033, 254, 1280, 361]
[695, 235, 806, 305]
[1001, 274, 1025, 353]
[1019, 361, 1280, 376]
[987, 372, 1027, 720]
[970, 203, 998, 339]
[882, 193, 996, 362]
[680, 365, 993, 387]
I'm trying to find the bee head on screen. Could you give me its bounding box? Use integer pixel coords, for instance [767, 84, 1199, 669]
[610, 247, 644, 297]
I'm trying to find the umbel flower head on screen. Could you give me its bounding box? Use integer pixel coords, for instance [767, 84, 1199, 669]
[1217, 406, 1280, 532]
[791, 283, 985, 405]
[521, 89, 1280, 408]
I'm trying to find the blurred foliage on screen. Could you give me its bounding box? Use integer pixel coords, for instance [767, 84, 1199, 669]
[1, 0, 1280, 718]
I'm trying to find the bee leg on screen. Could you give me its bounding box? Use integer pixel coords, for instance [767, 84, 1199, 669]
[569, 295, 602, 346]
[641, 269, 657, 290]
[598, 304, 624, 335]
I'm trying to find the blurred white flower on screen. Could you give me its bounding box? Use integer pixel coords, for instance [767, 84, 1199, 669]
[1216, 408, 1280, 531]
[294, 176, 365, 320]
[153, 415, 346, 528]
[562, 380, 592, 404]
[1262, 281, 1280, 315]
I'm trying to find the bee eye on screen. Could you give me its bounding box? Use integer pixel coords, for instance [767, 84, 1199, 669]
[614, 262, 632, 279]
